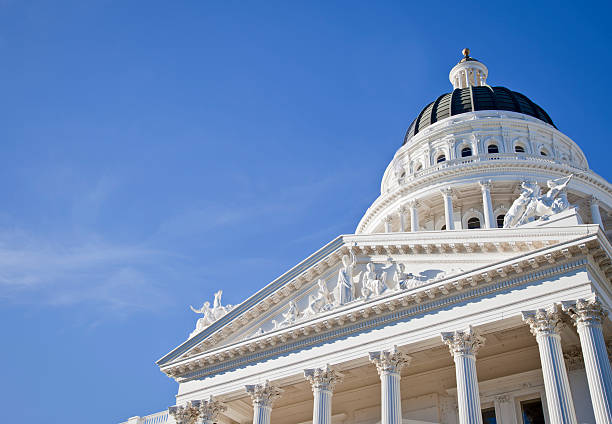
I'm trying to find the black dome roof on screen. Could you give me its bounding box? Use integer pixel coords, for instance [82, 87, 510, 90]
[403, 86, 555, 145]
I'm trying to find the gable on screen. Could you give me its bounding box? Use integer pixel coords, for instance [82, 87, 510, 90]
[157, 224, 608, 376]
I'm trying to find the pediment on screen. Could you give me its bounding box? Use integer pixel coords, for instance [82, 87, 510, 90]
[157, 224, 610, 380]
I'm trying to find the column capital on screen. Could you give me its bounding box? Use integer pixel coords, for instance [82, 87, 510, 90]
[304, 364, 344, 392]
[406, 199, 419, 209]
[590, 195, 600, 206]
[479, 180, 492, 191]
[441, 326, 485, 356]
[196, 396, 227, 423]
[245, 380, 283, 408]
[562, 296, 608, 327]
[440, 187, 453, 197]
[168, 401, 201, 424]
[398, 205, 408, 214]
[383, 215, 393, 223]
[522, 306, 563, 337]
[369, 346, 412, 375]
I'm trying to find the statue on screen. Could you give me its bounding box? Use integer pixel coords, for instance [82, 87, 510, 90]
[503, 181, 539, 228]
[304, 279, 334, 317]
[393, 264, 424, 291]
[273, 301, 299, 329]
[504, 175, 573, 228]
[360, 263, 388, 299]
[334, 248, 358, 306]
[189, 290, 234, 338]
[393, 263, 419, 290]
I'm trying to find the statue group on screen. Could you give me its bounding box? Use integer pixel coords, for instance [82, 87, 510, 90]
[189, 290, 234, 337]
[504, 175, 573, 228]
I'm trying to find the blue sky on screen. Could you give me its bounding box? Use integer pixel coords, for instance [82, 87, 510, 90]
[1, 1, 611, 423]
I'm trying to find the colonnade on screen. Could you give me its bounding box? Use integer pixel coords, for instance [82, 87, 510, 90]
[171, 297, 611, 424]
[385, 180, 496, 232]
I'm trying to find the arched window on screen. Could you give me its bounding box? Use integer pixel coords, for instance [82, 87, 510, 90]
[400, 171, 406, 178]
[415, 164, 423, 172]
[467, 217, 481, 229]
[496, 214, 505, 228]
[487, 144, 499, 154]
[515, 145, 525, 153]
[540, 150, 548, 156]
[436, 154, 446, 163]
[461, 147, 473, 157]
[440, 224, 446, 230]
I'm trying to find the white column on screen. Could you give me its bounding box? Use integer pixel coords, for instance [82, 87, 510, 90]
[522, 307, 578, 424]
[562, 297, 612, 424]
[441, 326, 485, 424]
[479, 181, 495, 228]
[304, 365, 344, 424]
[246, 381, 283, 424]
[407, 200, 419, 232]
[441, 188, 455, 230]
[369, 346, 412, 424]
[195, 396, 227, 424]
[398, 206, 407, 232]
[384, 216, 393, 233]
[169, 401, 202, 424]
[591, 197, 604, 228]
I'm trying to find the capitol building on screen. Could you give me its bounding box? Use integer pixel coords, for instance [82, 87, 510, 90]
[121, 50, 612, 424]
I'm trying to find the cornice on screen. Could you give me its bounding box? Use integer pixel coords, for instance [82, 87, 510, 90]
[160, 227, 610, 381]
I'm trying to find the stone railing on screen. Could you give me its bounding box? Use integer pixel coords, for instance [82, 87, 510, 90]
[120, 410, 168, 424]
[393, 153, 588, 189]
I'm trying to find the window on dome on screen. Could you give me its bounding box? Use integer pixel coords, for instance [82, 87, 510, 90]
[400, 171, 406, 178]
[515, 145, 525, 153]
[487, 144, 499, 154]
[440, 224, 446, 230]
[467, 217, 481, 229]
[415, 164, 423, 172]
[436, 154, 446, 163]
[461, 147, 473, 157]
[496, 214, 505, 228]
[540, 150, 548, 156]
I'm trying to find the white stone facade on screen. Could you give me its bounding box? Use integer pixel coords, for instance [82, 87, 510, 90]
[121, 52, 612, 424]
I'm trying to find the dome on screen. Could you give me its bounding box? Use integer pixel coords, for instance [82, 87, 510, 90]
[403, 86, 555, 145]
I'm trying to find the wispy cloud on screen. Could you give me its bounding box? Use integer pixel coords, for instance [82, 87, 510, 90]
[0, 227, 174, 313]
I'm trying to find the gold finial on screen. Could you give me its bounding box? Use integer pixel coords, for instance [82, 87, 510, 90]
[462, 48, 470, 58]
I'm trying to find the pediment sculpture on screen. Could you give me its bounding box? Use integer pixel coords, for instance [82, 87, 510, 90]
[239, 259, 469, 340]
[334, 249, 359, 306]
[504, 175, 573, 228]
[360, 263, 388, 299]
[189, 290, 234, 338]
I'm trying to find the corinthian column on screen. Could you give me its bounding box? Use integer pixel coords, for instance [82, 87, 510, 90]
[304, 365, 344, 424]
[245, 381, 283, 424]
[562, 297, 612, 424]
[168, 401, 201, 424]
[522, 307, 578, 424]
[407, 200, 419, 232]
[441, 326, 485, 424]
[440, 188, 455, 230]
[194, 396, 227, 424]
[479, 181, 495, 228]
[369, 346, 411, 424]
[591, 197, 604, 228]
